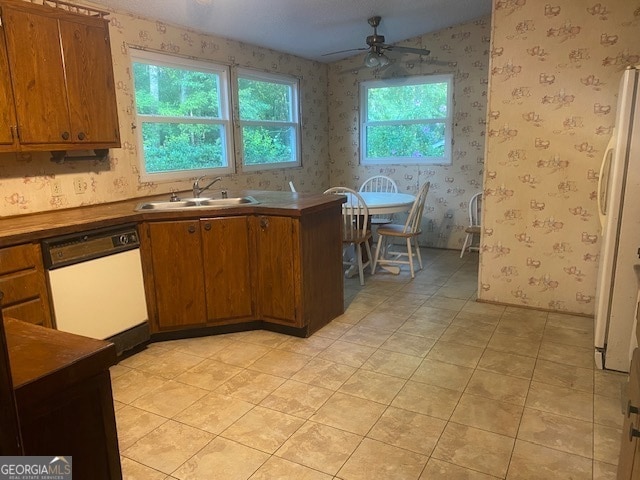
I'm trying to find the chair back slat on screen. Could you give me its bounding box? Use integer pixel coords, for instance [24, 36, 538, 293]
[359, 175, 398, 194]
[402, 182, 430, 234]
[469, 192, 482, 227]
[323, 187, 370, 239]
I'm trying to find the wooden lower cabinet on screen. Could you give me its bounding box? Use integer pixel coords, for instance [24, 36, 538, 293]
[141, 206, 344, 336]
[5, 317, 121, 479]
[252, 208, 344, 334]
[202, 216, 253, 321]
[0, 243, 52, 328]
[618, 347, 640, 479]
[145, 220, 207, 330]
[142, 217, 253, 332]
[253, 215, 299, 326]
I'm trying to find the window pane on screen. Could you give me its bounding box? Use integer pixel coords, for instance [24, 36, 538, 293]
[238, 78, 291, 121]
[366, 123, 446, 158]
[242, 126, 294, 165]
[141, 122, 226, 173]
[133, 63, 220, 118]
[367, 83, 448, 121]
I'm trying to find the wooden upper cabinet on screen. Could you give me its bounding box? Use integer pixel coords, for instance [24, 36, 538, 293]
[3, 6, 70, 146]
[59, 18, 120, 144]
[0, 29, 17, 150]
[0, 0, 120, 151]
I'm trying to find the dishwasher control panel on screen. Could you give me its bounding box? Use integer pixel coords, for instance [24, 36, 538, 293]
[42, 224, 141, 269]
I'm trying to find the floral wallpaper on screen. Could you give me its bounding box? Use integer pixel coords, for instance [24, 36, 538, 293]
[0, 1, 330, 216]
[480, 0, 640, 315]
[327, 17, 490, 249]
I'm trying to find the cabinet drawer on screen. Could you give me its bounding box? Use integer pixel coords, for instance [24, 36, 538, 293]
[0, 243, 41, 275]
[2, 299, 49, 327]
[0, 270, 44, 305]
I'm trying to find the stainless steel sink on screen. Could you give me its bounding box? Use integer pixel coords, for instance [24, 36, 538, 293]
[135, 196, 260, 211]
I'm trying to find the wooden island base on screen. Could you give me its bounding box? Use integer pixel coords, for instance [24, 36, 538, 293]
[4, 317, 121, 480]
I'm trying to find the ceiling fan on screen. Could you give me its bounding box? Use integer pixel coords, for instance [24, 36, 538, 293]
[323, 16, 431, 68]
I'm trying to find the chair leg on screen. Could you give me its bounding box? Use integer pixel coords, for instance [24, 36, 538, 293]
[373, 234, 384, 273]
[363, 241, 375, 275]
[365, 239, 374, 276]
[356, 243, 365, 286]
[460, 233, 471, 258]
[406, 238, 414, 278]
[413, 236, 423, 270]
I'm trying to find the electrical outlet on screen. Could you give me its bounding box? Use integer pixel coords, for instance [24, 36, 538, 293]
[50, 180, 63, 197]
[73, 178, 87, 194]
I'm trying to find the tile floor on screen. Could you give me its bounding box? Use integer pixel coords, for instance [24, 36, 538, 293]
[111, 249, 626, 479]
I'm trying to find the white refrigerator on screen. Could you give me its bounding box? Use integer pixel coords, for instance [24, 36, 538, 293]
[595, 66, 640, 372]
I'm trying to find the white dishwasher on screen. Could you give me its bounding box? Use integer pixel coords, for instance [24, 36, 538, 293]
[42, 224, 149, 355]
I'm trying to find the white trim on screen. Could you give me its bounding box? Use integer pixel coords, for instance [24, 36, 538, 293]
[237, 68, 301, 171]
[360, 74, 454, 166]
[129, 48, 235, 182]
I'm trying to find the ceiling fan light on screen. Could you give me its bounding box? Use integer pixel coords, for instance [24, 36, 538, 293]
[364, 51, 379, 68]
[378, 54, 390, 67]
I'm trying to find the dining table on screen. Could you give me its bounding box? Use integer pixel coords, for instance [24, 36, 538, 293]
[346, 191, 416, 215]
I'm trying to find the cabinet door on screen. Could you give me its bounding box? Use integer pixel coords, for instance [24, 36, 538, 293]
[201, 217, 253, 322]
[0, 29, 17, 150]
[59, 18, 120, 145]
[619, 347, 640, 479]
[148, 221, 207, 329]
[254, 215, 299, 326]
[2, 5, 71, 145]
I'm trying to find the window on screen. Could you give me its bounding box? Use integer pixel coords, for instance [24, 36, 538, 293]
[360, 74, 453, 166]
[237, 69, 301, 170]
[130, 49, 233, 181]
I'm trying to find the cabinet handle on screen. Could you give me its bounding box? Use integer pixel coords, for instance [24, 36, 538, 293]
[188, 225, 196, 234]
[260, 217, 269, 229]
[61, 131, 70, 140]
[77, 132, 86, 141]
[204, 223, 211, 231]
[628, 401, 639, 417]
[630, 423, 640, 441]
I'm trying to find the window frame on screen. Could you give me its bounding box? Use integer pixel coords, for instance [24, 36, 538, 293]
[130, 48, 235, 182]
[236, 68, 302, 171]
[360, 74, 454, 166]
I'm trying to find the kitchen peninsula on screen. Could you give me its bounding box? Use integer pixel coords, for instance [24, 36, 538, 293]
[0, 190, 345, 341]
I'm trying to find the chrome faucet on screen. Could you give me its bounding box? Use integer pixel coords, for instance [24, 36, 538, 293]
[193, 176, 222, 198]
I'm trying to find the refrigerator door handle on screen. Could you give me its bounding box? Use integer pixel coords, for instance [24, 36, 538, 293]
[597, 133, 616, 230]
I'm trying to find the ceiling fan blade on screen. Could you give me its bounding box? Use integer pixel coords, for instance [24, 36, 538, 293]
[382, 45, 431, 56]
[322, 47, 368, 57]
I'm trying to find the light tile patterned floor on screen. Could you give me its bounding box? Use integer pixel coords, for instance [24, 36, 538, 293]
[111, 249, 625, 479]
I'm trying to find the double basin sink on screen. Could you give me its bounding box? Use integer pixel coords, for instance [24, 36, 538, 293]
[135, 195, 260, 212]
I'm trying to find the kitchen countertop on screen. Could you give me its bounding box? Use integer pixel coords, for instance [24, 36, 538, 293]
[4, 316, 116, 403]
[0, 190, 344, 248]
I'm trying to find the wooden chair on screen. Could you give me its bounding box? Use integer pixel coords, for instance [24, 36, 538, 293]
[460, 192, 482, 258]
[359, 175, 398, 226]
[323, 187, 373, 286]
[372, 182, 430, 278]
